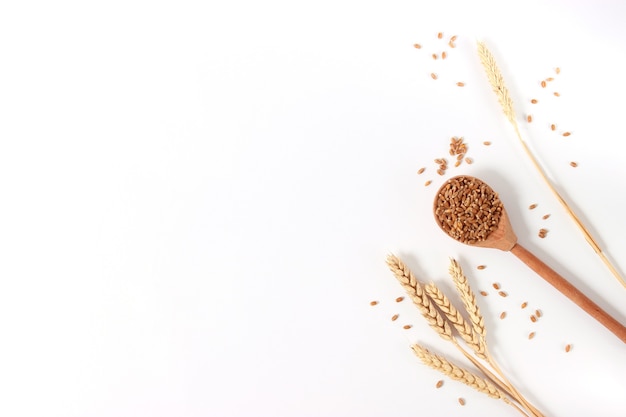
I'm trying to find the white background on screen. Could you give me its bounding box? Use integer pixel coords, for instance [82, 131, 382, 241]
[1, 1, 626, 416]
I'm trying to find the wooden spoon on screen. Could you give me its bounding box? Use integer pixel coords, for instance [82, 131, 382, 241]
[434, 175, 626, 344]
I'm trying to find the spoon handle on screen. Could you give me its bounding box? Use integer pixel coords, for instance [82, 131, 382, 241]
[510, 243, 626, 344]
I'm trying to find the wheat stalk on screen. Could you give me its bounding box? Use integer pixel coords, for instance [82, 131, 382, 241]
[476, 40, 626, 289]
[386, 254, 452, 341]
[425, 282, 487, 360]
[448, 258, 486, 341]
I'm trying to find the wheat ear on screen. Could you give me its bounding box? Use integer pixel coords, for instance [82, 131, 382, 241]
[476, 42, 517, 127]
[448, 258, 486, 341]
[425, 282, 487, 360]
[386, 254, 452, 341]
[411, 344, 530, 416]
[476, 40, 626, 289]
[448, 258, 544, 417]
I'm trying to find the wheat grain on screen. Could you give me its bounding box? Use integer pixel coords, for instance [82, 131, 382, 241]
[391, 314, 399, 321]
[370, 300, 378, 306]
[436, 379, 444, 388]
[411, 344, 505, 399]
[418, 167, 426, 174]
[458, 398, 466, 406]
[414, 43, 422, 49]
[396, 296, 404, 302]
[386, 255, 452, 340]
[457, 82, 465, 87]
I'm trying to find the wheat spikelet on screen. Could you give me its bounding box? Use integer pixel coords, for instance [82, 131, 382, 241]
[425, 282, 487, 360]
[411, 344, 504, 400]
[477, 41, 517, 127]
[448, 258, 486, 340]
[386, 254, 452, 340]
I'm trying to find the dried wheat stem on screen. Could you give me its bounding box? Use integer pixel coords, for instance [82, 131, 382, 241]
[425, 282, 487, 360]
[411, 344, 531, 416]
[483, 349, 546, 417]
[386, 254, 452, 340]
[448, 259, 486, 341]
[477, 40, 626, 289]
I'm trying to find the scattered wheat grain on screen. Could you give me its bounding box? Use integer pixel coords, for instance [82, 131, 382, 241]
[480, 291, 488, 296]
[403, 324, 412, 329]
[521, 302, 528, 309]
[542, 214, 551, 220]
[492, 283, 500, 290]
[554, 92, 560, 97]
[556, 67, 561, 74]
[570, 161, 578, 167]
[432, 53, 438, 60]
[477, 265, 486, 270]
[425, 180, 432, 186]
[541, 80, 547, 88]
[454, 160, 461, 167]
[563, 132, 571, 137]
[414, 43, 422, 49]
[442, 51, 447, 59]
[483, 141, 491, 146]
[498, 291, 507, 297]
[529, 203, 538, 210]
[500, 312, 506, 319]
[530, 315, 537, 322]
[565, 344, 572, 352]
[465, 157, 473, 164]
[370, 300, 378, 306]
[418, 167, 426, 174]
[528, 332, 536, 339]
[431, 73, 438, 80]
[438, 32, 443, 39]
[531, 99, 538, 104]
[527, 115, 533, 123]
[458, 398, 466, 406]
[551, 124, 556, 131]
[391, 314, 399, 321]
[456, 82, 465, 87]
[395, 296, 404, 303]
[436, 380, 444, 388]
[536, 309, 542, 318]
